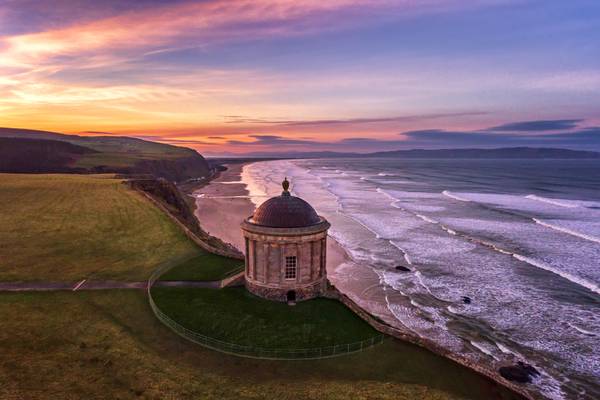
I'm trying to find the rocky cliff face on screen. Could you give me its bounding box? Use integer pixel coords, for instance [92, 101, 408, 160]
[131, 155, 211, 182]
[91, 154, 211, 182]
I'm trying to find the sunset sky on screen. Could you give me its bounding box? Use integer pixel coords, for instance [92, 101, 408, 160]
[1, 0, 599, 155]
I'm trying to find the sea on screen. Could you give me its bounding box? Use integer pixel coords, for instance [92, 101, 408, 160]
[241, 158, 600, 400]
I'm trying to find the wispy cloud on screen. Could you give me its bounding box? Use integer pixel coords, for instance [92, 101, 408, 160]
[487, 119, 583, 132]
[2, 0, 458, 71]
[216, 120, 600, 152]
[223, 111, 488, 126]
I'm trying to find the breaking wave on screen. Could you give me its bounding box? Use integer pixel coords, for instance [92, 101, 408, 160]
[442, 190, 471, 202]
[532, 218, 600, 244]
[526, 194, 579, 208]
[513, 254, 600, 295]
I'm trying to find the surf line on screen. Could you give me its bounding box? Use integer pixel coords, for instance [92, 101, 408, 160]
[442, 190, 471, 202]
[525, 194, 578, 208]
[381, 190, 600, 296]
[532, 218, 600, 244]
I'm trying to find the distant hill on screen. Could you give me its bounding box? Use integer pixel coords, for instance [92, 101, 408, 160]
[0, 138, 96, 173]
[232, 147, 600, 159]
[0, 128, 211, 182]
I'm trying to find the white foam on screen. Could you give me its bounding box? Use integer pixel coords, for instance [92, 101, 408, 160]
[495, 342, 515, 355]
[416, 214, 439, 224]
[376, 187, 399, 202]
[568, 323, 596, 336]
[526, 195, 579, 208]
[470, 340, 499, 360]
[447, 305, 459, 314]
[533, 218, 600, 244]
[442, 190, 471, 202]
[513, 254, 600, 295]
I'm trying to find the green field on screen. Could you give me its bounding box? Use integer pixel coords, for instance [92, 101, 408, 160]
[152, 287, 378, 348]
[159, 253, 244, 281]
[0, 173, 202, 281]
[0, 290, 522, 400]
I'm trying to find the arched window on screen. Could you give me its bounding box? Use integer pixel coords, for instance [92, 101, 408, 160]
[285, 256, 297, 280]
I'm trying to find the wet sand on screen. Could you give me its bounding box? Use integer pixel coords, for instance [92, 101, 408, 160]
[193, 163, 350, 274]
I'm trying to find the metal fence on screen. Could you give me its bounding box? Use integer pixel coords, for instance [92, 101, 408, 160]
[146, 263, 385, 360]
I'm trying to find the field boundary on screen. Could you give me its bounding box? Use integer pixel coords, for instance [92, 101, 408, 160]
[146, 262, 385, 360]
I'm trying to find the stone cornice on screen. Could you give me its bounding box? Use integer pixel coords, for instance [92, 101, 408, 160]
[241, 217, 330, 236]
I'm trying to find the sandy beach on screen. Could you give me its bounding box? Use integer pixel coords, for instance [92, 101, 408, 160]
[193, 162, 350, 274]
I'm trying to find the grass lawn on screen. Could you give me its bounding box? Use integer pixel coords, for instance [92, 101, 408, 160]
[0, 290, 523, 400]
[0, 173, 202, 282]
[159, 253, 243, 281]
[151, 287, 380, 348]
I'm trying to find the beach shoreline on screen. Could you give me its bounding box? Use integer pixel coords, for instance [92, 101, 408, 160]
[192, 161, 535, 400]
[192, 162, 350, 275]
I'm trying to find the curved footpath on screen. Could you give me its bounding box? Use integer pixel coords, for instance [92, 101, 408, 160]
[0, 280, 220, 291]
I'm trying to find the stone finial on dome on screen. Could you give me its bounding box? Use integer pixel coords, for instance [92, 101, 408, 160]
[282, 177, 290, 196]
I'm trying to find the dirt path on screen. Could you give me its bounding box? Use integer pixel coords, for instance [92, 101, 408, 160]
[0, 280, 220, 292]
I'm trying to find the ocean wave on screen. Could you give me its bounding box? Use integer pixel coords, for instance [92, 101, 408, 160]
[532, 218, 600, 244]
[568, 323, 596, 336]
[526, 194, 579, 208]
[495, 342, 516, 355]
[416, 214, 439, 224]
[442, 190, 471, 202]
[469, 340, 499, 360]
[513, 254, 600, 295]
[376, 187, 399, 202]
[447, 305, 459, 314]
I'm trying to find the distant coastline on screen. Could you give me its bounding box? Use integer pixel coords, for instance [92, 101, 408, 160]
[208, 146, 600, 160]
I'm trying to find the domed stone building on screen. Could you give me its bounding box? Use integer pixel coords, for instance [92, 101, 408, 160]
[241, 178, 330, 303]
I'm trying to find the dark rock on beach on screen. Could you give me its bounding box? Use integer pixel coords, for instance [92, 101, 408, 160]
[462, 296, 472, 304]
[499, 361, 540, 383]
[395, 265, 411, 272]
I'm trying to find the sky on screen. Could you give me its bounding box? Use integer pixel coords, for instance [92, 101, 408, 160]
[0, 0, 599, 155]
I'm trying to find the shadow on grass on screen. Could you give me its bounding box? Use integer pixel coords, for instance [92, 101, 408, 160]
[159, 252, 243, 282]
[151, 286, 379, 349]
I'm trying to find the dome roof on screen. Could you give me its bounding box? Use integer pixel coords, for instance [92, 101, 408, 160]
[250, 178, 321, 228]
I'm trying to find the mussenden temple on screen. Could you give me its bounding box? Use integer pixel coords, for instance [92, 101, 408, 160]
[241, 178, 330, 304]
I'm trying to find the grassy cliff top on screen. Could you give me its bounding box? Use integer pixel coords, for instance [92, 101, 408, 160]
[0, 173, 203, 281]
[0, 128, 210, 180]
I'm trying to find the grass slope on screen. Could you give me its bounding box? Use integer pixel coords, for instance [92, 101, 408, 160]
[0, 290, 522, 400]
[0, 173, 202, 281]
[152, 287, 378, 348]
[159, 253, 243, 281]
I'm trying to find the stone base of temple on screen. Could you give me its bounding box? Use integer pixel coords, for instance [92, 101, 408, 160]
[245, 279, 326, 302]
